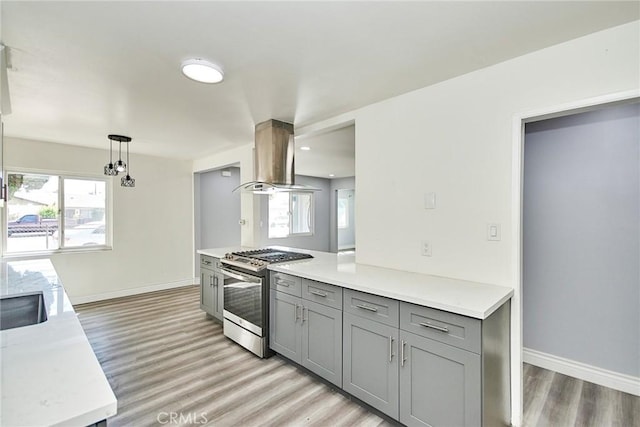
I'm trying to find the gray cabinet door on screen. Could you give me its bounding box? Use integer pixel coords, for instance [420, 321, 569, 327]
[399, 330, 481, 427]
[269, 290, 302, 363]
[200, 267, 215, 316]
[343, 312, 399, 419]
[301, 300, 342, 387]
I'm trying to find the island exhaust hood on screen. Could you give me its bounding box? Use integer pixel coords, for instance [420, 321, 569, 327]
[233, 119, 319, 194]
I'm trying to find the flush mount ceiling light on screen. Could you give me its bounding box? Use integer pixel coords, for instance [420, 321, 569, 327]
[181, 58, 224, 84]
[300, 146, 311, 151]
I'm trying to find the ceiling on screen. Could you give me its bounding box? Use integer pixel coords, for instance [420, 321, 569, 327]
[1, 2, 638, 173]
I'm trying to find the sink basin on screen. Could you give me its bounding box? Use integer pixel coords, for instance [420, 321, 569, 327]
[0, 292, 48, 331]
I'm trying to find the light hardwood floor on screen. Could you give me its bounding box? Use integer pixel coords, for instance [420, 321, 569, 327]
[76, 286, 391, 427]
[76, 286, 639, 427]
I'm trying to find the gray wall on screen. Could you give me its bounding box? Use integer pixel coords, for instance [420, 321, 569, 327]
[330, 177, 356, 253]
[197, 167, 241, 249]
[257, 175, 331, 251]
[523, 102, 639, 377]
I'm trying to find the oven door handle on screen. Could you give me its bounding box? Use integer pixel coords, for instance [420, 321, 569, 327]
[219, 268, 262, 283]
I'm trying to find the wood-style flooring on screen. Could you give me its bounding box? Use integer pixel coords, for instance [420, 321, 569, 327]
[76, 286, 640, 427]
[522, 363, 639, 427]
[76, 286, 391, 427]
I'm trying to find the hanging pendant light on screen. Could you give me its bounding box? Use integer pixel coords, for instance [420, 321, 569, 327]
[104, 135, 119, 176]
[120, 138, 135, 187]
[114, 137, 127, 173]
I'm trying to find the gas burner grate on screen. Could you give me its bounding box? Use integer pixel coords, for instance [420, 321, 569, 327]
[232, 248, 313, 264]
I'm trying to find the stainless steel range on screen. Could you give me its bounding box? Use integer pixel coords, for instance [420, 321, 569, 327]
[219, 248, 313, 357]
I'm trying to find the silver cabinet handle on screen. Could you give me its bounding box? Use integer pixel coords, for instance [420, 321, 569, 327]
[202, 260, 212, 265]
[401, 340, 406, 367]
[302, 306, 307, 323]
[419, 322, 449, 333]
[214, 275, 218, 287]
[389, 336, 394, 362]
[309, 289, 327, 297]
[210, 274, 214, 287]
[294, 303, 299, 322]
[356, 303, 378, 312]
[276, 279, 291, 287]
[200, 273, 205, 305]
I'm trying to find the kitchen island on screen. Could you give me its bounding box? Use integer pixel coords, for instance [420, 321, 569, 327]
[0, 258, 117, 426]
[199, 246, 513, 426]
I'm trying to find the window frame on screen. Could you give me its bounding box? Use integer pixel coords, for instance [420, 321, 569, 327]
[337, 196, 349, 229]
[3, 168, 113, 256]
[268, 191, 315, 239]
[289, 192, 314, 237]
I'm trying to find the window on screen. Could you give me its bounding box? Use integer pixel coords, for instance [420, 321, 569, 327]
[268, 192, 314, 238]
[5, 172, 109, 254]
[337, 196, 349, 229]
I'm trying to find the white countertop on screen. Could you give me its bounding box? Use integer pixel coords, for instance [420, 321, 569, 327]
[198, 246, 513, 319]
[0, 259, 117, 427]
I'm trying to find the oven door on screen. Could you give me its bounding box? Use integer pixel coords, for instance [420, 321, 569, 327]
[220, 267, 265, 337]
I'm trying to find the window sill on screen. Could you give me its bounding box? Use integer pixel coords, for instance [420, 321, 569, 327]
[3, 246, 113, 259]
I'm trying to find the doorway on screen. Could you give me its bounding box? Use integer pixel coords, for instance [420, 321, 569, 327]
[194, 165, 241, 273]
[336, 188, 355, 252]
[520, 100, 639, 423]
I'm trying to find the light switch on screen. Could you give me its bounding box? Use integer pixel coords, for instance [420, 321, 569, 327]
[421, 240, 432, 257]
[424, 192, 436, 209]
[487, 223, 501, 241]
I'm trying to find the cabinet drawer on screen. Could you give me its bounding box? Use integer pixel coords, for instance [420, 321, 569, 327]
[302, 279, 342, 310]
[200, 255, 216, 268]
[270, 272, 302, 297]
[400, 302, 481, 354]
[344, 289, 399, 328]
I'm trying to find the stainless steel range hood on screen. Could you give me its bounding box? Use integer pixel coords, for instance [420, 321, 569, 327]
[234, 119, 319, 194]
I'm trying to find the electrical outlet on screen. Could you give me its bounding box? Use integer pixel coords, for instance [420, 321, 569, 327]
[421, 240, 432, 257]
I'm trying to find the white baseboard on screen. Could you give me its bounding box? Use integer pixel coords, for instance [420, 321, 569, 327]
[523, 348, 640, 396]
[70, 278, 197, 305]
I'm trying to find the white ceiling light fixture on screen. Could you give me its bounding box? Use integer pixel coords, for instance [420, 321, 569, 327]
[300, 146, 311, 151]
[181, 58, 224, 84]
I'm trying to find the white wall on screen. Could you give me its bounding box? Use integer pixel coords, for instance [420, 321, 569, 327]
[4, 137, 194, 302]
[354, 21, 639, 284]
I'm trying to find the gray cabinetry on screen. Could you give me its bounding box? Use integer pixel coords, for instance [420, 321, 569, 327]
[269, 270, 511, 427]
[399, 330, 481, 427]
[399, 300, 510, 427]
[343, 312, 399, 418]
[270, 275, 343, 387]
[200, 255, 223, 321]
[301, 299, 342, 386]
[269, 289, 301, 362]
